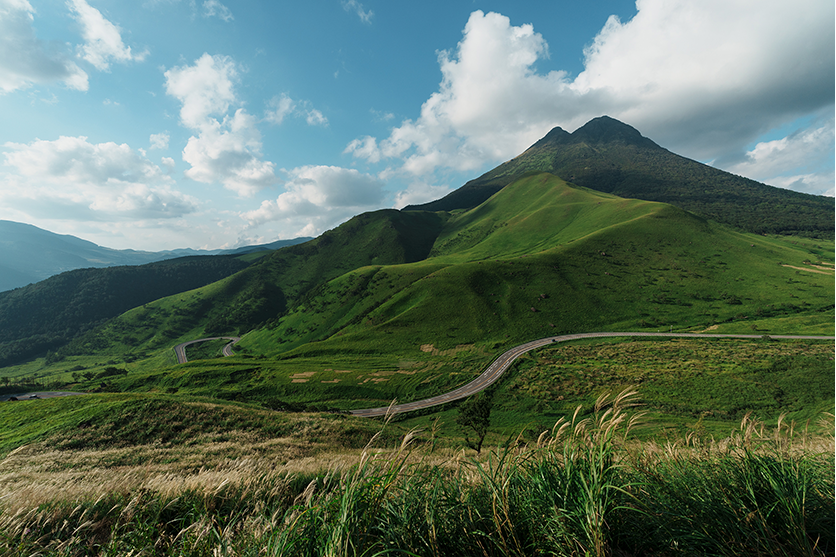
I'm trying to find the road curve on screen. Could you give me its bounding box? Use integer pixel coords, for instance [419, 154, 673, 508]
[173, 337, 240, 364]
[349, 332, 835, 418]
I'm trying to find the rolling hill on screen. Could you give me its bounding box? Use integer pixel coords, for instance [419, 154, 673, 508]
[0, 255, 258, 367]
[405, 116, 834, 239]
[17, 173, 830, 412]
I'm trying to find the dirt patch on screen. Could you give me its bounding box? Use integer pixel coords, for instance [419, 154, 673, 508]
[291, 372, 316, 378]
[321, 379, 341, 384]
[291, 379, 309, 384]
[781, 264, 834, 275]
[418, 343, 480, 357]
[335, 370, 353, 374]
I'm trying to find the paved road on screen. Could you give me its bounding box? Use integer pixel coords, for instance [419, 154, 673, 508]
[349, 332, 835, 418]
[0, 391, 87, 402]
[173, 337, 240, 364]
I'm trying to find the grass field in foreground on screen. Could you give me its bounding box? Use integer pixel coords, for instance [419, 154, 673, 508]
[0, 391, 832, 556]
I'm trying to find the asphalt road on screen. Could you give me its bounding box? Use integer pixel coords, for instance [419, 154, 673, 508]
[173, 337, 240, 364]
[0, 391, 87, 402]
[349, 332, 835, 418]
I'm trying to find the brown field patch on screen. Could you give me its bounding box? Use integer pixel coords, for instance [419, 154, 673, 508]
[781, 264, 834, 275]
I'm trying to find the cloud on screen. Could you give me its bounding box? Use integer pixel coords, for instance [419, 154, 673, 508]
[574, 0, 834, 161]
[203, 0, 232, 21]
[0, 0, 89, 93]
[164, 53, 238, 129]
[347, 3, 834, 190]
[241, 165, 384, 235]
[264, 94, 294, 125]
[341, 0, 372, 24]
[1, 135, 198, 219]
[393, 181, 452, 209]
[68, 0, 148, 71]
[721, 117, 835, 196]
[149, 132, 169, 150]
[182, 109, 277, 197]
[264, 93, 329, 127]
[165, 53, 278, 195]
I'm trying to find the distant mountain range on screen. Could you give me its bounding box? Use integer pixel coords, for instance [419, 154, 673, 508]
[0, 220, 311, 292]
[405, 116, 834, 239]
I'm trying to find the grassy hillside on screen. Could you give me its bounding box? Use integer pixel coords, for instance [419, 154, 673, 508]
[0, 255, 253, 368]
[9, 174, 830, 417]
[409, 117, 834, 239]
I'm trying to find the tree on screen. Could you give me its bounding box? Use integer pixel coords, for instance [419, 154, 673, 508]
[456, 391, 494, 454]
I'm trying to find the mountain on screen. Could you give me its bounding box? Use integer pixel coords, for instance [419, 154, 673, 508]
[404, 116, 834, 239]
[0, 255, 256, 366]
[35, 174, 832, 411]
[0, 220, 310, 292]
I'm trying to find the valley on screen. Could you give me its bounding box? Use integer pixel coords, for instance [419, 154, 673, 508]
[0, 117, 832, 556]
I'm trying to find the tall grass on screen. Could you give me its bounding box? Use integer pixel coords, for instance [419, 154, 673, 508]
[1, 391, 832, 556]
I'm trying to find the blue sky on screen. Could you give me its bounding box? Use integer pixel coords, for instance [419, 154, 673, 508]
[1, 0, 833, 251]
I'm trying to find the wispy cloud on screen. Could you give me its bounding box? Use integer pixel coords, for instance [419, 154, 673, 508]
[0, 0, 88, 93]
[342, 0, 372, 24]
[203, 0, 232, 21]
[149, 132, 170, 150]
[68, 0, 148, 71]
[264, 93, 329, 127]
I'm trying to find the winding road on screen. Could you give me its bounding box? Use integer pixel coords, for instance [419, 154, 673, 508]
[172, 332, 833, 418]
[173, 336, 240, 364]
[348, 332, 835, 417]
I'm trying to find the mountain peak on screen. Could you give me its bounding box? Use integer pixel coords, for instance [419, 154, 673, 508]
[569, 116, 660, 148]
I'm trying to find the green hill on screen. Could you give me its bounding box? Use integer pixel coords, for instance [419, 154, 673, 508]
[406, 116, 834, 239]
[0, 255, 253, 367]
[19, 173, 830, 414]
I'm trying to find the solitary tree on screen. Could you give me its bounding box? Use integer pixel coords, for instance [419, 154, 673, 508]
[456, 391, 494, 454]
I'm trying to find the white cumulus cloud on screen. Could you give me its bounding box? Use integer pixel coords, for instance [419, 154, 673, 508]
[0, 0, 89, 93]
[68, 0, 148, 71]
[347, 3, 834, 195]
[165, 53, 278, 196]
[722, 117, 835, 196]
[241, 165, 384, 236]
[165, 53, 238, 129]
[1, 135, 198, 219]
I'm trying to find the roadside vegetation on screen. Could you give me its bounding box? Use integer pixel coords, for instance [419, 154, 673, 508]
[1, 390, 832, 556]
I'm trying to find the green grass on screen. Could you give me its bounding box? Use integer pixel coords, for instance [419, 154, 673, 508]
[1, 175, 832, 423]
[2, 391, 832, 556]
[0, 393, 392, 458]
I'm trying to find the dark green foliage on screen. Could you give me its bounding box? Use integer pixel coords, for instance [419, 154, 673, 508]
[456, 391, 494, 454]
[407, 116, 834, 239]
[0, 255, 250, 365]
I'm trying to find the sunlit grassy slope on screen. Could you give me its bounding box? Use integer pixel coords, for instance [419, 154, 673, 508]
[10, 174, 832, 412]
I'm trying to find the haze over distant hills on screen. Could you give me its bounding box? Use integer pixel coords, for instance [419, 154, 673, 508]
[0, 220, 310, 292]
[406, 116, 834, 239]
